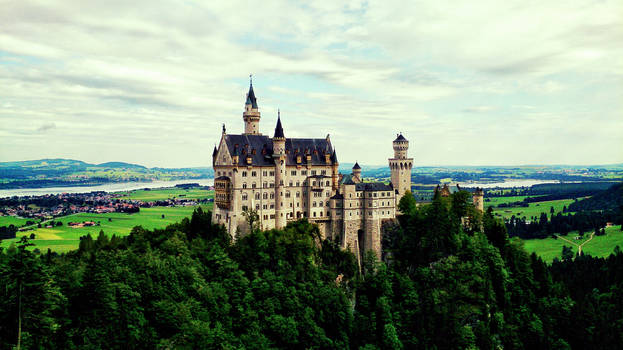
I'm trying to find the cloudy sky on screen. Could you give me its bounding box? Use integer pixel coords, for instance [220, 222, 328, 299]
[1, 0, 622, 167]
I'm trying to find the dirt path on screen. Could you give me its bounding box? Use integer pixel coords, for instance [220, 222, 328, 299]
[578, 232, 595, 256]
[555, 232, 595, 257]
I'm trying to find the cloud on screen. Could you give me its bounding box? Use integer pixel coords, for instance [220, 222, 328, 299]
[0, 0, 621, 166]
[36, 122, 56, 132]
[463, 106, 494, 113]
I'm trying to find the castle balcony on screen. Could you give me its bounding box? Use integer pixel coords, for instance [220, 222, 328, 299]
[308, 175, 329, 192]
[214, 176, 232, 209]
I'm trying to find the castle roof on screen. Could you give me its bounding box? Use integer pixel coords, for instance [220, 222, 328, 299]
[355, 182, 393, 192]
[274, 114, 284, 138]
[340, 174, 356, 185]
[221, 134, 334, 167]
[394, 133, 407, 142]
[352, 162, 361, 170]
[245, 81, 258, 109]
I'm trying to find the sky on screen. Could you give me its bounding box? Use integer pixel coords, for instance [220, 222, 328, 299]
[1, 0, 622, 168]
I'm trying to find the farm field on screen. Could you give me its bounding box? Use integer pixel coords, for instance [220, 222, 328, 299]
[113, 187, 213, 202]
[0, 215, 32, 228]
[491, 198, 576, 220]
[522, 225, 623, 262]
[484, 195, 544, 207]
[0, 205, 210, 253]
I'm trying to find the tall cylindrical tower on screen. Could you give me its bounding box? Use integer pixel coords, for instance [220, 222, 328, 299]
[243, 77, 261, 135]
[389, 133, 413, 200]
[272, 112, 287, 229]
[352, 162, 362, 182]
[473, 187, 484, 212]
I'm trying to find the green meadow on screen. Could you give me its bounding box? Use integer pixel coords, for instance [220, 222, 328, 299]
[490, 198, 576, 220]
[0, 216, 32, 228]
[1, 206, 211, 253]
[523, 225, 623, 262]
[485, 196, 542, 207]
[114, 188, 214, 202]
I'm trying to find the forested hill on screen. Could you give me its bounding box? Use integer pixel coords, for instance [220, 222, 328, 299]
[2, 194, 623, 348]
[568, 181, 623, 212]
[0, 159, 213, 189]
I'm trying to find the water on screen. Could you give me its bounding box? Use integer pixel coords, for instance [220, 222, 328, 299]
[0, 179, 215, 198]
[0, 178, 565, 198]
[457, 179, 560, 189]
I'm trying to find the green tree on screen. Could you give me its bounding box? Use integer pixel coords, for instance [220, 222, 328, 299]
[561, 245, 574, 261]
[398, 191, 416, 215]
[242, 207, 260, 234]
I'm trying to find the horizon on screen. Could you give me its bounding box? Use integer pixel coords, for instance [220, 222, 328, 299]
[1, 1, 622, 167]
[2, 157, 622, 170]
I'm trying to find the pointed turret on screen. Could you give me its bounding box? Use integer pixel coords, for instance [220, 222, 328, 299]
[274, 111, 285, 139]
[243, 76, 261, 135]
[352, 161, 362, 183]
[245, 80, 258, 109]
[212, 145, 218, 157]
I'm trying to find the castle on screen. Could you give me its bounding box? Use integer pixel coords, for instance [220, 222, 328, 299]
[212, 80, 478, 263]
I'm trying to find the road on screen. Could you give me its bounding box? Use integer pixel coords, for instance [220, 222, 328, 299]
[555, 232, 595, 258]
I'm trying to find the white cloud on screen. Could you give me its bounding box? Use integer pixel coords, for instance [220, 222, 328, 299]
[0, 0, 622, 166]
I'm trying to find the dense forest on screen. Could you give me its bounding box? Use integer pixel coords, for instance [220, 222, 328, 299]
[1, 192, 623, 349]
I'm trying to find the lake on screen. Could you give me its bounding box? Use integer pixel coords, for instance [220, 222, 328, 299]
[0, 178, 567, 198]
[457, 179, 561, 188]
[0, 179, 215, 198]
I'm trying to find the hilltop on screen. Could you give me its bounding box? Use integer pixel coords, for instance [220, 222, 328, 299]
[0, 159, 213, 189]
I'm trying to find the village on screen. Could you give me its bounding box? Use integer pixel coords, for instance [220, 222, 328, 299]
[0, 189, 208, 231]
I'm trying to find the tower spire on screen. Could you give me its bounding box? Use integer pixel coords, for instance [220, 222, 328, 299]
[243, 76, 261, 134]
[274, 110, 284, 139]
[245, 75, 258, 109]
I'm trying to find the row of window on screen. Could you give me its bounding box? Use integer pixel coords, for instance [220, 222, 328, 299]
[218, 169, 330, 178]
[348, 191, 393, 198]
[240, 180, 331, 189]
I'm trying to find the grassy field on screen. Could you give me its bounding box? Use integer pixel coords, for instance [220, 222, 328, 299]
[523, 225, 623, 262]
[0, 205, 210, 253]
[113, 188, 214, 202]
[485, 196, 543, 207]
[581, 226, 623, 257]
[0, 216, 32, 227]
[491, 198, 576, 220]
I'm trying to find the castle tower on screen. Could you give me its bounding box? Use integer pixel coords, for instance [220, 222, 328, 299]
[352, 162, 362, 183]
[330, 149, 339, 191]
[473, 187, 484, 212]
[272, 112, 287, 229]
[389, 133, 413, 200]
[243, 77, 261, 135]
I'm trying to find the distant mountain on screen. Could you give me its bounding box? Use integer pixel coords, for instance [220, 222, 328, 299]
[96, 162, 147, 169]
[0, 159, 214, 190]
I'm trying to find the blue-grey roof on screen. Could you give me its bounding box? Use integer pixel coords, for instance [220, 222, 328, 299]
[340, 174, 356, 185]
[394, 133, 407, 142]
[355, 182, 393, 192]
[274, 116, 284, 138]
[221, 134, 334, 167]
[246, 83, 258, 109]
